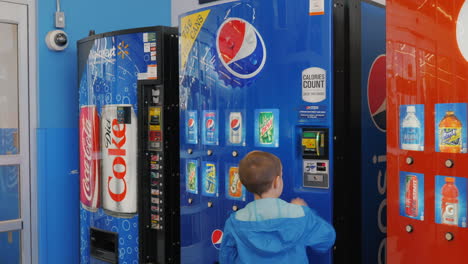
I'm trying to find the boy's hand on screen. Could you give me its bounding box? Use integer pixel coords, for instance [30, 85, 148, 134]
[291, 198, 308, 206]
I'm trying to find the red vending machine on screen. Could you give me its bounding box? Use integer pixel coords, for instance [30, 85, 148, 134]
[388, 1, 468, 263]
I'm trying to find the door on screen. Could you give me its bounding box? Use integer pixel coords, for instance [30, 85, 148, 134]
[0, 2, 31, 263]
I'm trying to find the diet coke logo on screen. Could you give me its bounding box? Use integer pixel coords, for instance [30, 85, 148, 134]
[105, 119, 128, 202]
[81, 117, 93, 201]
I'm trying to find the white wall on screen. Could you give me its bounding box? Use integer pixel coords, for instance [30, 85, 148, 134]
[0, 23, 18, 129]
[171, 0, 239, 26]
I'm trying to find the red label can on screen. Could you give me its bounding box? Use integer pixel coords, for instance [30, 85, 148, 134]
[79, 105, 100, 212]
[405, 175, 418, 217]
[101, 105, 138, 217]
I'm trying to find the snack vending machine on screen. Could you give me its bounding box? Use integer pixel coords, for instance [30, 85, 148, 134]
[388, 0, 468, 263]
[179, 0, 386, 263]
[78, 26, 180, 264]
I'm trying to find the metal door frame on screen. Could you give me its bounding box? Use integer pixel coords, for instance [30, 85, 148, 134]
[0, 0, 37, 263]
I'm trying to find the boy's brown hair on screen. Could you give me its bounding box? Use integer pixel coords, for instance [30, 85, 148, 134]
[238, 151, 282, 195]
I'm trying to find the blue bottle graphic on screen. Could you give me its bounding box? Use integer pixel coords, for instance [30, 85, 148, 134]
[401, 105, 422, 150]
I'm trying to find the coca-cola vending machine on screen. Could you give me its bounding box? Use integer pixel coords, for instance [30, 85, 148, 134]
[78, 27, 180, 264]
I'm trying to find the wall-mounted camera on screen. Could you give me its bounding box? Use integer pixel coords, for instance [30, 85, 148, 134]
[45, 30, 69, 51]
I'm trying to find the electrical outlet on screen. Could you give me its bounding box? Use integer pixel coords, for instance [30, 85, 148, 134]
[55, 11, 65, 28]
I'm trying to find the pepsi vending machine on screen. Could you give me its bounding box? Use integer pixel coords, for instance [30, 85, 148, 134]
[179, 0, 386, 263]
[78, 27, 180, 264]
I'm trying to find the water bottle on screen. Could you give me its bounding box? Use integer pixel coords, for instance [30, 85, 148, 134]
[401, 105, 422, 150]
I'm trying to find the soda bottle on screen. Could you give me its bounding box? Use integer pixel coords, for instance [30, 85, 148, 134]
[438, 111, 462, 153]
[441, 177, 459, 226]
[401, 105, 422, 150]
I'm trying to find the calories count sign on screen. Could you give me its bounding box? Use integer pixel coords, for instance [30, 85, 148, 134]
[302, 67, 326, 103]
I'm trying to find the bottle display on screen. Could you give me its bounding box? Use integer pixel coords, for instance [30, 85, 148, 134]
[435, 175, 467, 227]
[400, 105, 423, 151]
[400, 171, 424, 220]
[439, 111, 462, 153]
[441, 177, 459, 225]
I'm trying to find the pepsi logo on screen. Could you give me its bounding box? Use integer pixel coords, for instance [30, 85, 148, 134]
[206, 119, 215, 130]
[216, 18, 266, 79]
[231, 119, 241, 131]
[457, 1, 468, 61]
[188, 118, 195, 128]
[367, 55, 386, 132]
[211, 229, 223, 250]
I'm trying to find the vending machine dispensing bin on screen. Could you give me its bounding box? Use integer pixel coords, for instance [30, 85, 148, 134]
[179, 0, 386, 263]
[78, 26, 180, 264]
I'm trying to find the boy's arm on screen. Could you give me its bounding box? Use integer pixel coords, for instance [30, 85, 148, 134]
[302, 207, 336, 253]
[219, 217, 238, 264]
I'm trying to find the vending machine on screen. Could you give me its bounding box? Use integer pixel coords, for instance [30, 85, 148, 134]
[179, 0, 386, 263]
[78, 26, 180, 264]
[388, 0, 468, 263]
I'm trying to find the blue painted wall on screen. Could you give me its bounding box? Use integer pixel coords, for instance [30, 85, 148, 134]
[37, 1, 171, 262]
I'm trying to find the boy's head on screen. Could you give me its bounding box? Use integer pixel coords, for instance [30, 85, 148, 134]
[239, 151, 283, 197]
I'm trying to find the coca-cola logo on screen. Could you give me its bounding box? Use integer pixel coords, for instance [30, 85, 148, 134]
[106, 118, 128, 202]
[81, 117, 93, 201]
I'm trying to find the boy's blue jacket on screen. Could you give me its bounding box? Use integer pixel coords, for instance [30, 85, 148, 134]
[220, 198, 336, 264]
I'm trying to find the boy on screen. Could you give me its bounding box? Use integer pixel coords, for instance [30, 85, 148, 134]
[220, 151, 336, 263]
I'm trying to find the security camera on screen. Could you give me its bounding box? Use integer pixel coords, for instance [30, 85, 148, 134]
[45, 30, 69, 51]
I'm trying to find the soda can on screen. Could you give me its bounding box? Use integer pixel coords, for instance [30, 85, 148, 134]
[229, 112, 242, 144]
[405, 175, 418, 217]
[203, 111, 218, 145]
[187, 111, 198, 144]
[186, 160, 198, 194]
[206, 112, 216, 143]
[101, 104, 138, 218]
[259, 112, 274, 144]
[79, 105, 100, 212]
[202, 162, 217, 196]
[228, 167, 242, 198]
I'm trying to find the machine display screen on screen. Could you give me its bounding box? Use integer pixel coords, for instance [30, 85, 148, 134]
[301, 128, 328, 158]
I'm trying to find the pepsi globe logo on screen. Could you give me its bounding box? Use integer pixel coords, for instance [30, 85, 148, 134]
[367, 55, 386, 132]
[216, 18, 267, 79]
[231, 119, 241, 131]
[211, 229, 223, 250]
[206, 118, 215, 131]
[188, 118, 195, 128]
[457, 1, 468, 61]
